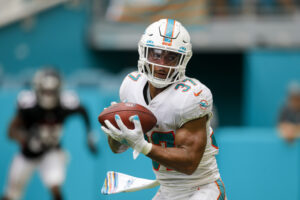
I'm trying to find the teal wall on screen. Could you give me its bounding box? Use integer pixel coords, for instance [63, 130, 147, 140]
[244, 50, 300, 127]
[0, 3, 98, 75]
[216, 127, 300, 200]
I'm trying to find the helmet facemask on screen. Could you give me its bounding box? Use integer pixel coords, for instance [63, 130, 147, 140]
[138, 46, 186, 88]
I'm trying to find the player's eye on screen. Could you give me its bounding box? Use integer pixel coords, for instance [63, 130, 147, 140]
[152, 53, 161, 60]
[166, 55, 176, 61]
[150, 49, 162, 60]
[164, 53, 180, 64]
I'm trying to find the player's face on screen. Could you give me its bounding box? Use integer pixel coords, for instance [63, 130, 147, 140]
[147, 48, 180, 79]
[36, 76, 60, 109]
[37, 89, 59, 109]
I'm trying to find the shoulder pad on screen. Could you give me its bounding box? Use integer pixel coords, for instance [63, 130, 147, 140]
[120, 71, 144, 102]
[60, 91, 80, 109]
[176, 78, 213, 127]
[17, 90, 37, 109]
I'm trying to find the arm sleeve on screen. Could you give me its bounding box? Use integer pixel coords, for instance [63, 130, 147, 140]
[71, 105, 91, 132]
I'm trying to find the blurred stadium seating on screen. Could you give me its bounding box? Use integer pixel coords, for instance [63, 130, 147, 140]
[0, 0, 300, 199]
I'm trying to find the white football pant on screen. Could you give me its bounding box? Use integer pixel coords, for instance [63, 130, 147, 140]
[152, 178, 227, 200]
[3, 149, 67, 200]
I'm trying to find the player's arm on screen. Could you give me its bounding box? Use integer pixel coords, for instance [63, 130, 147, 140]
[147, 116, 207, 175]
[8, 113, 27, 147]
[77, 105, 99, 153]
[71, 105, 92, 132]
[102, 114, 207, 175]
[66, 104, 99, 154]
[62, 92, 93, 135]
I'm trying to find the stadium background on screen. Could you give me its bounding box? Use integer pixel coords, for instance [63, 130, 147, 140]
[0, 0, 300, 199]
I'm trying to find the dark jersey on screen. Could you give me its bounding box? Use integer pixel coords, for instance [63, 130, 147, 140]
[279, 106, 300, 124]
[16, 90, 90, 158]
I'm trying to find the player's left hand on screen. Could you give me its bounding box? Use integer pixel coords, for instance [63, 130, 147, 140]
[101, 115, 152, 156]
[87, 131, 99, 155]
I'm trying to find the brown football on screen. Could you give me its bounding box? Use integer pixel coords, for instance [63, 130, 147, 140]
[98, 102, 157, 133]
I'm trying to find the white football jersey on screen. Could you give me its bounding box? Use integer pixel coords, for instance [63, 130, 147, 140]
[120, 71, 220, 189]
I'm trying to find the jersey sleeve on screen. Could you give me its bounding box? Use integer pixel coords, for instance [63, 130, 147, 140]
[60, 91, 80, 109]
[17, 90, 37, 110]
[178, 82, 213, 127]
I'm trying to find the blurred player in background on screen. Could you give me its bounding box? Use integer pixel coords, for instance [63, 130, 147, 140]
[1, 68, 98, 200]
[102, 19, 226, 200]
[278, 80, 300, 142]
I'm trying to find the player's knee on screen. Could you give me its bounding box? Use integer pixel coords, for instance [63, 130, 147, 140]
[41, 163, 66, 187]
[43, 174, 65, 189]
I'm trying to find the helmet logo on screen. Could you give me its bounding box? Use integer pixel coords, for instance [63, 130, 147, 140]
[146, 40, 154, 47]
[147, 40, 154, 44]
[199, 100, 209, 110]
[162, 19, 175, 46]
[179, 46, 186, 53]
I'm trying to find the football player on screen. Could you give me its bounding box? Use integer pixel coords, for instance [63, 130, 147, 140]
[101, 19, 227, 200]
[1, 68, 98, 200]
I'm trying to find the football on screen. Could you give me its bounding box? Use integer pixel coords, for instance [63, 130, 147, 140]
[98, 102, 157, 133]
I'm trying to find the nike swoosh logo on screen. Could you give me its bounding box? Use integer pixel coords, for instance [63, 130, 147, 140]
[194, 90, 202, 96]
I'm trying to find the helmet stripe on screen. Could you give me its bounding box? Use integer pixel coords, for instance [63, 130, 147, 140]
[162, 19, 175, 46]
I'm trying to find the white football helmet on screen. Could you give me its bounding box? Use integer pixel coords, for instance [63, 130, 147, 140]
[138, 19, 192, 88]
[33, 68, 62, 109]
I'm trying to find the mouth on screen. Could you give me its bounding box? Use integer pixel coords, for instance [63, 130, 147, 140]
[154, 71, 168, 79]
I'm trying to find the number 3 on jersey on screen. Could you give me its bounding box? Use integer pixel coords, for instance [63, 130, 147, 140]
[174, 78, 197, 92]
[146, 131, 175, 171]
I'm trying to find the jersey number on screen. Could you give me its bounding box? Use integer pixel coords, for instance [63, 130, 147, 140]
[174, 78, 197, 92]
[146, 131, 175, 171]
